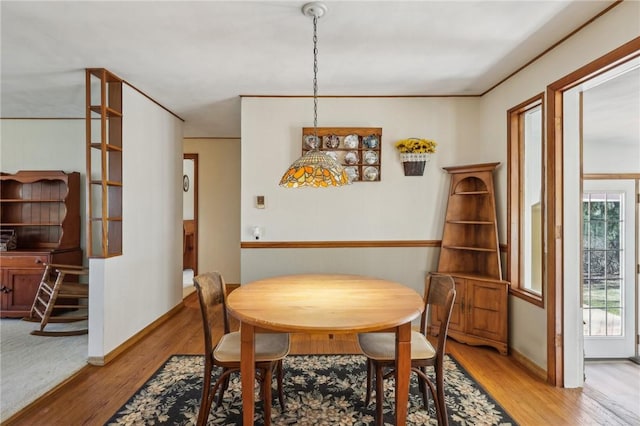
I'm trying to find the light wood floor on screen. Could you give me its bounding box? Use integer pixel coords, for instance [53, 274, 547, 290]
[5, 293, 639, 425]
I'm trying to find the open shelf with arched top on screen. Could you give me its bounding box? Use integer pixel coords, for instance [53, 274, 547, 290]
[432, 162, 510, 355]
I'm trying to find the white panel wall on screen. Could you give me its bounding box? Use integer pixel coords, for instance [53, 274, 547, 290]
[88, 84, 183, 359]
[479, 1, 639, 383]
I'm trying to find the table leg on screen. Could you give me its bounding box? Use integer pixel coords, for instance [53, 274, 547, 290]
[240, 322, 256, 425]
[395, 322, 411, 426]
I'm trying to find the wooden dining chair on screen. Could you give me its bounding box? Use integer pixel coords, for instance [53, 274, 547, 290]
[357, 273, 456, 425]
[193, 272, 290, 426]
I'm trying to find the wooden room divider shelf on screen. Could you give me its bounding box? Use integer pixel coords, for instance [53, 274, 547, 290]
[0, 171, 83, 318]
[86, 68, 123, 258]
[88, 105, 122, 117]
[432, 162, 510, 355]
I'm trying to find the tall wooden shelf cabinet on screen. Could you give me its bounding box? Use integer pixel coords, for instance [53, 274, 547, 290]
[0, 170, 82, 318]
[431, 162, 510, 355]
[86, 68, 123, 258]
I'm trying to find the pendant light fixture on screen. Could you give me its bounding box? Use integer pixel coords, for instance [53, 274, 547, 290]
[279, 2, 349, 188]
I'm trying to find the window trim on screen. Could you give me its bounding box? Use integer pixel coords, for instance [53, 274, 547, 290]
[507, 93, 545, 307]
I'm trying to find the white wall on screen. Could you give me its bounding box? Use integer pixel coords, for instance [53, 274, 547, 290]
[479, 0, 639, 383]
[0, 119, 87, 257]
[583, 140, 640, 172]
[183, 138, 241, 284]
[240, 96, 483, 296]
[88, 84, 183, 360]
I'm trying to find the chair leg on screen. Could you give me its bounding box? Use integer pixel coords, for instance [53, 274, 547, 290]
[375, 362, 384, 426]
[215, 371, 231, 409]
[263, 367, 273, 426]
[276, 360, 285, 410]
[418, 366, 429, 409]
[197, 360, 214, 426]
[199, 368, 236, 426]
[365, 358, 373, 406]
[435, 366, 448, 426]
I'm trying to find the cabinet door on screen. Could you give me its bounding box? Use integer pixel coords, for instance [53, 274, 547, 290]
[431, 276, 466, 334]
[1, 268, 42, 317]
[446, 277, 466, 333]
[465, 279, 508, 342]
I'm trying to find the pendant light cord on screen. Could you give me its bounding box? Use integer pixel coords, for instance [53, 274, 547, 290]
[312, 15, 319, 142]
[279, 3, 348, 188]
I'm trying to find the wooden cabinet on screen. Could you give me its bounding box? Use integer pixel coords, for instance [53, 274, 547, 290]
[0, 249, 82, 317]
[0, 170, 83, 318]
[0, 170, 80, 249]
[1, 266, 42, 316]
[433, 274, 509, 355]
[431, 162, 509, 355]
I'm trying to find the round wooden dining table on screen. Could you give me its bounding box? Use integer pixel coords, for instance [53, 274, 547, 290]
[226, 273, 425, 425]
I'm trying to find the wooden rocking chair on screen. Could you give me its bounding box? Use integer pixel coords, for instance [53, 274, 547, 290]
[24, 263, 89, 336]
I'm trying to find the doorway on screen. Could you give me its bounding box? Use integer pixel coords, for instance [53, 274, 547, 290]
[183, 154, 198, 296]
[548, 41, 640, 386]
[582, 180, 637, 358]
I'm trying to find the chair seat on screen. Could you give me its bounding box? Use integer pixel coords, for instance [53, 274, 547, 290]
[58, 282, 89, 297]
[214, 332, 290, 363]
[358, 331, 435, 360]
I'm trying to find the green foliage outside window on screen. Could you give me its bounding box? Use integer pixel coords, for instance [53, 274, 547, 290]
[583, 197, 623, 333]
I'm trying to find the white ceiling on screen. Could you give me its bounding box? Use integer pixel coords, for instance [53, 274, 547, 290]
[0, 0, 618, 137]
[583, 63, 640, 147]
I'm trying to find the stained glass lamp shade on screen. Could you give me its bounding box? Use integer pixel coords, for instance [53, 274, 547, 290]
[279, 149, 349, 188]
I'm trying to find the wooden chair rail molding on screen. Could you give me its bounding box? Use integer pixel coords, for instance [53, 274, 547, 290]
[583, 173, 640, 180]
[242, 240, 509, 250]
[241, 240, 440, 249]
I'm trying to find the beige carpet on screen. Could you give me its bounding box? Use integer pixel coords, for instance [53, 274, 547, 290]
[2, 276, 192, 421]
[0, 316, 88, 421]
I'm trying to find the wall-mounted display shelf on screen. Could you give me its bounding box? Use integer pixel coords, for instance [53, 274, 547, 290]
[302, 127, 382, 182]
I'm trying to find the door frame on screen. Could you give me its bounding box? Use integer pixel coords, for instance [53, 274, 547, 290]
[582, 179, 637, 358]
[183, 153, 198, 275]
[546, 37, 640, 386]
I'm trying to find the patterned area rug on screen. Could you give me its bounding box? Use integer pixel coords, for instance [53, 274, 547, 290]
[107, 354, 516, 425]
